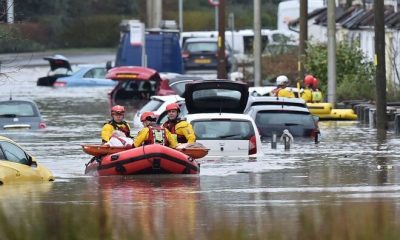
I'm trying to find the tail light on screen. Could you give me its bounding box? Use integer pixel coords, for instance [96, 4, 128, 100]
[310, 128, 320, 143]
[39, 122, 46, 129]
[249, 135, 257, 155]
[182, 51, 189, 58]
[53, 81, 66, 87]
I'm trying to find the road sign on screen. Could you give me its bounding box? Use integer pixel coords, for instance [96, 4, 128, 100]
[208, 0, 219, 6]
[129, 21, 145, 46]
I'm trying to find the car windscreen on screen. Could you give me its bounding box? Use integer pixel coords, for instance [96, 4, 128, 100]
[171, 81, 191, 96]
[139, 99, 164, 113]
[191, 119, 254, 140]
[191, 89, 242, 113]
[0, 102, 38, 117]
[185, 42, 217, 52]
[255, 111, 315, 128]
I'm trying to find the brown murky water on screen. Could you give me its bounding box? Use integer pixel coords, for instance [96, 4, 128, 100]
[0, 67, 400, 239]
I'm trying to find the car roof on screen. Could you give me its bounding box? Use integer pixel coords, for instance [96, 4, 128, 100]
[184, 37, 218, 43]
[185, 80, 249, 114]
[0, 136, 19, 145]
[186, 112, 255, 121]
[150, 94, 184, 102]
[248, 105, 311, 113]
[247, 96, 307, 108]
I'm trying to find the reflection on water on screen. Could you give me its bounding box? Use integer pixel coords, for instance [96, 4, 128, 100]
[1, 67, 400, 239]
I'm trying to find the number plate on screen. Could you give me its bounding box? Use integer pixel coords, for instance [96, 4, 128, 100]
[194, 58, 211, 64]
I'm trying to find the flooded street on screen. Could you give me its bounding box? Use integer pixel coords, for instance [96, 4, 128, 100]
[1, 67, 400, 239]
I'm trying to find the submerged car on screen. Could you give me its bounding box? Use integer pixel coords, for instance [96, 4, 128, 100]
[245, 96, 319, 139]
[37, 55, 114, 87]
[107, 66, 162, 104]
[0, 99, 46, 130]
[37, 55, 72, 86]
[0, 136, 54, 184]
[184, 80, 262, 157]
[53, 65, 116, 87]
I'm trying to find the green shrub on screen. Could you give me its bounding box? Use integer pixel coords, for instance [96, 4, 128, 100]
[304, 41, 375, 101]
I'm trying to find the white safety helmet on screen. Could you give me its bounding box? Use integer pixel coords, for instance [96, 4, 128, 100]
[276, 75, 289, 86]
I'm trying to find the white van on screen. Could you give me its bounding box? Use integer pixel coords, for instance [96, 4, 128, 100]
[180, 29, 270, 56]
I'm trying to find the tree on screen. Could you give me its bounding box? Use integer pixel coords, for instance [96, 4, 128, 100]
[304, 41, 375, 101]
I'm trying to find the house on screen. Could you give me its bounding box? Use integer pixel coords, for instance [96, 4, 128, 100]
[289, 3, 400, 88]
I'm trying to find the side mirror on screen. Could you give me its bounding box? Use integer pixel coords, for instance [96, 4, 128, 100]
[106, 61, 113, 71]
[27, 155, 37, 167]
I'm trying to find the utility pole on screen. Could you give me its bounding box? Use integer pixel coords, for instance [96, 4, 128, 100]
[253, 0, 262, 87]
[298, 0, 307, 81]
[327, 0, 336, 105]
[179, 0, 183, 31]
[7, 0, 14, 24]
[374, 0, 387, 131]
[217, 0, 227, 79]
[147, 0, 162, 28]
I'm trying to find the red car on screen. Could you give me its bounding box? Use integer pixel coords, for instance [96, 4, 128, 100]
[106, 66, 162, 104]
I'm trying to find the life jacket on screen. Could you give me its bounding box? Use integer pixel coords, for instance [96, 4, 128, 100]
[312, 90, 323, 103]
[163, 119, 187, 143]
[105, 120, 130, 137]
[143, 126, 169, 146]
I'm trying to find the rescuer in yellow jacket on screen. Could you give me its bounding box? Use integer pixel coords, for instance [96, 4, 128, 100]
[133, 112, 178, 148]
[301, 74, 314, 103]
[312, 77, 323, 103]
[271, 75, 295, 98]
[162, 103, 196, 143]
[101, 105, 132, 143]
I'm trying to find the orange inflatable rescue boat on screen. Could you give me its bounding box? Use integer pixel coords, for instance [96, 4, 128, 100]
[83, 144, 202, 176]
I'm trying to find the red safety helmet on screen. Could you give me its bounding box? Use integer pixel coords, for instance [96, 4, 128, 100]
[304, 75, 314, 86]
[111, 105, 125, 114]
[140, 111, 157, 122]
[312, 78, 319, 89]
[166, 102, 180, 112]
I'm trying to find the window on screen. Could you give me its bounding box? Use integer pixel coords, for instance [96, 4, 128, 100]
[83, 68, 107, 78]
[192, 119, 254, 140]
[186, 42, 218, 52]
[140, 99, 164, 113]
[0, 141, 30, 165]
[255, 111, 315, 128]
[0, 102, 37, 117]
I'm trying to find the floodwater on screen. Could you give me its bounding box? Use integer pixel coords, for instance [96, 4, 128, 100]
[1, 67, 400, 239]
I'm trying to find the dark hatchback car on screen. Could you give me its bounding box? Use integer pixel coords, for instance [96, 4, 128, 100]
[181, 37, 233, 72]
[0, 100, 46, 130]
[244, 96, 319, 140]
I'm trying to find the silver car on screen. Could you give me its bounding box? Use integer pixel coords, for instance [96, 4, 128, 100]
[0, 100, 46, 130]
